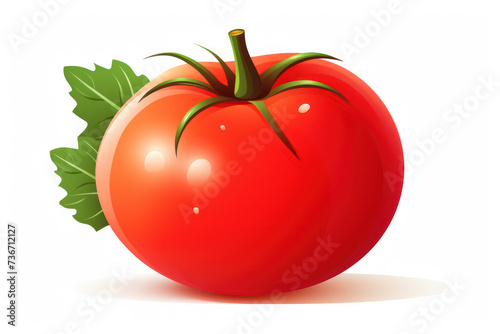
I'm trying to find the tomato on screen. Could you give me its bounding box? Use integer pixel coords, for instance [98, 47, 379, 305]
[96, 29, 403, 295]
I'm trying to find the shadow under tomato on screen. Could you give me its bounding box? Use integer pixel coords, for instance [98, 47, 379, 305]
[72, 273, 446, 304]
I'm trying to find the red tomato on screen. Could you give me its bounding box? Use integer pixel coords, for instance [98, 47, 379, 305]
[96, 30, 403, 295]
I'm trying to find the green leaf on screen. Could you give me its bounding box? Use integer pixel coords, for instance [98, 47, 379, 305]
[266, 80, 348, 102]
[259, 53, 341, 96]
[195, 44, 236, 88]
[55, 60, 149, 231]
[175, 96, 236, 155]
[64, 60, 150, 141]
[50, 137, 107, 231]
[146, 52, 231, 96]
[249, 100, 299, 159]
[140, 78, 217, 102]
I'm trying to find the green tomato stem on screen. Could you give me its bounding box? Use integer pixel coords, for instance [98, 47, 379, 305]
[228, 29, 263, 99]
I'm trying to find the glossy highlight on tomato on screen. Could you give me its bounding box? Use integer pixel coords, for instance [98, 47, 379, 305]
[96, 29, 404, 295]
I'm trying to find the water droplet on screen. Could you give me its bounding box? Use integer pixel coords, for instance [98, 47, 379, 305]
[298, 103, 310, 113]
[220, 125, 226, 131]
[193, 207, 200, 214]
[187, 159, 212, 186]
[144, 151, 165, 172]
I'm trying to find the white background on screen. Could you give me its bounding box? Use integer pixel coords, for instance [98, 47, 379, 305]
[1, 0, 499, 333]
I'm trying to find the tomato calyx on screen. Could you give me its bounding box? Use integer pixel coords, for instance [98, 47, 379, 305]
[140, 29, 348, 158]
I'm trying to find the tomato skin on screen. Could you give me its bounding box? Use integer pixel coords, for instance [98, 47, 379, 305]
[96, 54, 403, 295]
